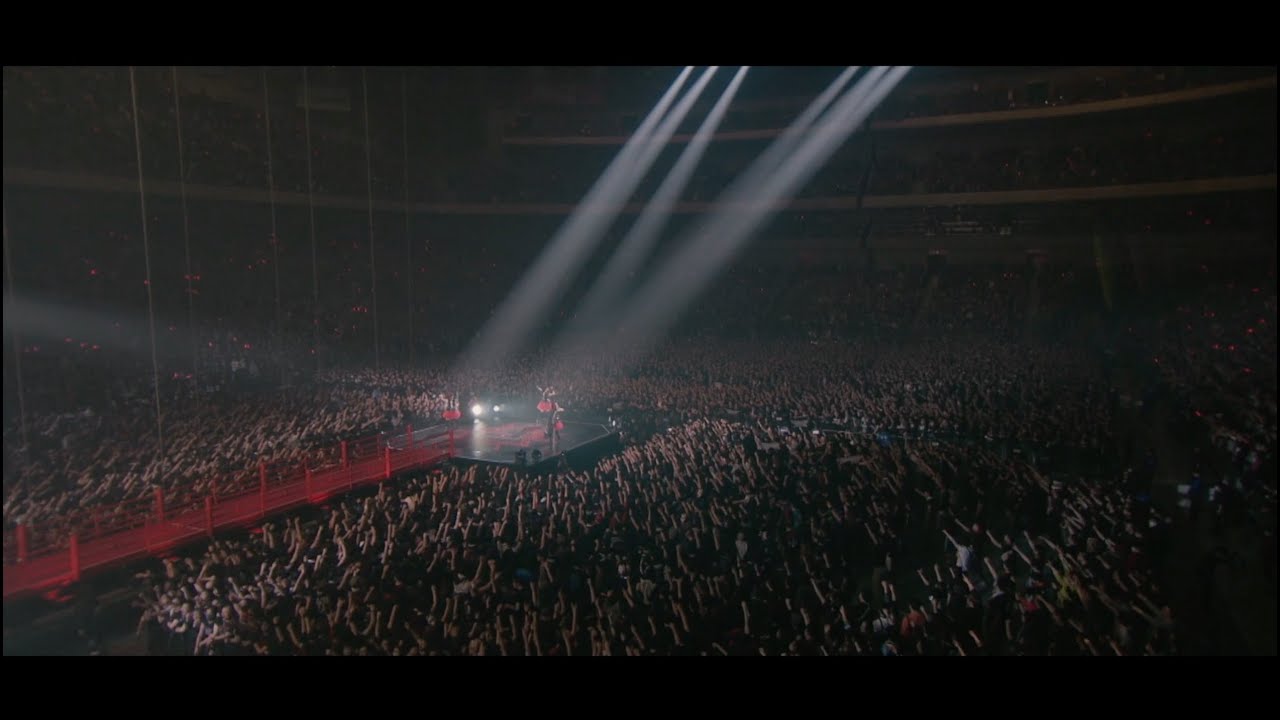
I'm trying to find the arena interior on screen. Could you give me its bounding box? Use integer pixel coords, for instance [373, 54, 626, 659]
[1, 66, 1276, 656]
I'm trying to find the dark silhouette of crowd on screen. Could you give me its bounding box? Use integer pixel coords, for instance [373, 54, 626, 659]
[7, 258, 1267, 655]
[3, 67, 410, 197]
[5, 66, 1273, 209]
[488, 100, 1274, 205]
[3, 65, 1274, 656]
[502, 67, 1271, 137]
[133, 415, 1180, 656]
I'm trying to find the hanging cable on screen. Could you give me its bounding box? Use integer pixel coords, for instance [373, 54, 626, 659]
[303, 67, 320, 368]
[401, 70, 414, 368]
[262, 68, 283, 382]
[171, 67, 197, 386]
[127, 67, 165, 458]
[2, 204, 29, 451]
[362, 68, 380, 370]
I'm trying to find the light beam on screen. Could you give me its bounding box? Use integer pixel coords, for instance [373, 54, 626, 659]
[462, 67, 715, 367]
[614, 67, 911, 350]
[562, 67, 751, 344]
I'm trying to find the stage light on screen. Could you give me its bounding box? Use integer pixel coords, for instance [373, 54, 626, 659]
[609, 66, 910, 349]
[493, 405, 502, 413]
[462, 67, 706, 367]
[560, 67, 751, 346]
[471, 404, 485, 417]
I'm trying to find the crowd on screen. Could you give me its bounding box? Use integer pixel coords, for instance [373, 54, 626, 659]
[2, 335, 1111, 535]
[133, 415, 1178, 656]
[6, 66, 1273, 211]
[1133, 270, 1277, 553]
[873, 66, 1269, 122]
[119, 259, 1275, 658]
[125, 266, 1275, 657]
[2, 378, 444, 550]
[2, 67, 408, 197]
[502, 67, 1271, 138]
[1, 247, 1271, 654]
[4, 65, 1274, 656]
[495, 115, 1264, 205]
[490, 107, 1275, 205]
[10, 256, 1274, 529]
[855, 125, 1275, 196]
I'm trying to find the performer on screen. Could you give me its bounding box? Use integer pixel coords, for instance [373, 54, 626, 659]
[547, 404, 564, 448]
[442, 394, 462, 422]
[537, 385, 557, 413]
[545, 401, 558, 440]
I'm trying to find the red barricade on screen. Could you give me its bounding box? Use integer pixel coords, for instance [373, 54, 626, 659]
[3, 425, 450, 600]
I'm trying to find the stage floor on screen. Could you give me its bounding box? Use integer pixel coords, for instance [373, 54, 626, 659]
[449, 418, 616, 469]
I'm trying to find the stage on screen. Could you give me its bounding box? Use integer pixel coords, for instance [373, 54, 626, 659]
[446, 417, 619, 471]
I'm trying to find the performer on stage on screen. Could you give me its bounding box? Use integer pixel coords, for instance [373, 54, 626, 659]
[545, 401, 558, 439]
[537, 385, 558, 413]
[546, 405, 564, 449]
[442, 394, 462, 423]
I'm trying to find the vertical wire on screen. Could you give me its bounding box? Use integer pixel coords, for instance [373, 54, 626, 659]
[171, 67, 197, 385]
[127, 67, 165, 458]
[401, 70, 414, 368]
[262, 68, 283, 381]
[2, 204, 28, 450]
[303, 67, 320, 369]
[362, 68, 380, 370]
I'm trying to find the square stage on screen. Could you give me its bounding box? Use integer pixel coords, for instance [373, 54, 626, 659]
[448, 418, 618, 470]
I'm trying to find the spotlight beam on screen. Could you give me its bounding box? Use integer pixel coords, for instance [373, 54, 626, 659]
[558, 67, 857, 355]
[4, 295, 195, 361]
[609, 66, 721, 200]
[615, 67, 911, 348]
[564, 67, 751, 342]
[727, 65, 860, 191]
[463, 67, 711, 367]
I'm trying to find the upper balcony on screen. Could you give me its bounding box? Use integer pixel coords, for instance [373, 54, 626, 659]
[501, 67, 1276, 144]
